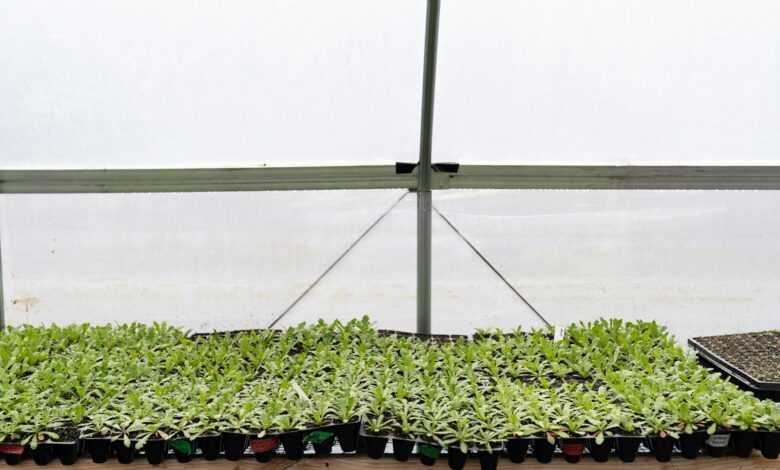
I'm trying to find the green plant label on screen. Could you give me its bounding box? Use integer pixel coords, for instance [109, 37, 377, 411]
[0, 444, 25, 455]
[167, 439, 192, 455]
[419, 444, 441, 459]
[250, 437, 280, 453]
[706, 434, 730, 447]
[303, 431, 333, 444]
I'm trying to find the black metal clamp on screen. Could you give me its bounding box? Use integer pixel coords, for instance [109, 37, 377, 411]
[395, 162, 460, 174]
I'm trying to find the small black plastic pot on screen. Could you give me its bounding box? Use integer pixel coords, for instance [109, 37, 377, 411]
[32, 444, 53, 465]
[505, 437, 530, 463]
[168, 439, 195, 463]
[504, 437, 531, 463]
[85, 439, 111, 463]
[760, 431, 780, 460]
[392, 438, 415, 462]
[616, 436, 642, 463]
[55, 442, 80, 466]
[222, 432, 248, 461]
[250, 437, 279, 462]
[174, 451, 192, 463]
[650, 435, 675, 462]
[196, 435, 221, 460]
[280, 431, 305, 460]
[447, 447, 468, 470]
[677, 432, 704, 459]
[111, 440, 135, 464]
[560, 438, 586, 463]
[477, 449, 499, 470]
[705, 432, 731, 457]
[143, 439, 167, 465]
[364, 435, 388, 459]
[534, 438, 556, 463]
[418, 443, 442, 466]
[335, 422, 359, 453]
[733, 431, 756, 458]
[587, 437, 613, 462]
[4, 454, 23, 466]
[0, 444, 26, 465]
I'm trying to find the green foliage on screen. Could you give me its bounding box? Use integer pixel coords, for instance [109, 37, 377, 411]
[0, 317, 775, 450]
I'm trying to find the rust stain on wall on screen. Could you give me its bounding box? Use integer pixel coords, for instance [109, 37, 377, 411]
[11, 296, 39, 312]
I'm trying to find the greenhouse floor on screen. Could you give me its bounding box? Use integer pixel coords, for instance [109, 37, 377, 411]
[6, 455, 780, 470]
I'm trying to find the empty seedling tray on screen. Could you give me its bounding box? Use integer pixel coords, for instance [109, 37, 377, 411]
[689, 330, 780, 398]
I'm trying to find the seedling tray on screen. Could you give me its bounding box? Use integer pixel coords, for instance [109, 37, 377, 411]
[377, 329, 468, 343]
[4, 320, 780, 467]
[188, 328, 283, 339]
[689, 330, 780, 398]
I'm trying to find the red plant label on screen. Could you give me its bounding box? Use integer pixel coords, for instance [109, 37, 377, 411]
[561, 442, 584, 455]
[0, 444, 25, 455]
[250, 437, 280, 453]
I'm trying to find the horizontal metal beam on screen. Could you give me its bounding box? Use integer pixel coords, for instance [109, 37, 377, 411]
[3, 164, 780, 194]
[438, 165, 780, 190]
[0, 166, 414, 193]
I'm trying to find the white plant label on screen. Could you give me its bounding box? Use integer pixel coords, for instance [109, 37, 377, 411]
[291, 380, 311, 403]
[706, 434, 730, 447]
[554, 326, 565, 342]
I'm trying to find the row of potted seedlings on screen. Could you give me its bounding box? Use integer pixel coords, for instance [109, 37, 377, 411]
[357, 375, 780, 468]
[0, 319, 778, 467]
[361, 430, 780, 467]
[3, 420, 775, 467]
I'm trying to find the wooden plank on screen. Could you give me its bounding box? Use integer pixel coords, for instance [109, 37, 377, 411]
[8, 454, 780, 469]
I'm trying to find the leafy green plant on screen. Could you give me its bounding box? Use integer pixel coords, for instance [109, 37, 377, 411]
[0, 318, 774, 457]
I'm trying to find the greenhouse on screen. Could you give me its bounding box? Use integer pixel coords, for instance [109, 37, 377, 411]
[1, 1, 779, 468]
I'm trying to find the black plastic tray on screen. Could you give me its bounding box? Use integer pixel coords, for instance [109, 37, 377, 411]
[689, 331, 780, 398]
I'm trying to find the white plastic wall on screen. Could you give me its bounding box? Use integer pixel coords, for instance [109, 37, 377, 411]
[0, 0, 425, 168]
[435, 0, 780, 164]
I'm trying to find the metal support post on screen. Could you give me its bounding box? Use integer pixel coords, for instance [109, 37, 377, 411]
[416, 0, 440, 334]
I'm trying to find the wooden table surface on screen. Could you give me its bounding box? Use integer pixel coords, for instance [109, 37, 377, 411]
[6, 454, 780, 470]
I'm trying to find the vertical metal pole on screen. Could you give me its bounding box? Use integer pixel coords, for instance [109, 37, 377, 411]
[417, 191, 432, 334]
[417, 0, 440, 335]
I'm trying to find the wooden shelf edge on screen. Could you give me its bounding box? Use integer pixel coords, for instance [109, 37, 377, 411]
[7, 454, 780, 469]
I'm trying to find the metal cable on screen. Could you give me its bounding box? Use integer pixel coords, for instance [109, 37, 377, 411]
[267, 190, 409, 329]
[433, 205, 552, 328]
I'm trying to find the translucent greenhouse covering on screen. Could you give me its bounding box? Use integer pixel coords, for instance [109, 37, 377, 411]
[2, 0, 780, 345]
[2, 190, 779, 343]
[435, 0, 780, 165]
[0, 1, 426, 168]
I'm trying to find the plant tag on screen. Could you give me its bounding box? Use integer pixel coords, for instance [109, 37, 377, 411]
[706, 434, 730, 447]
[419, 444, 440, 459]
[290, 380, 311, 403]
[303, 431, 333, 444]
[0, 444, 25, 455]
[250, 437, 279, 453]
[561, 442, 584, 455]
[168, 439, 192, 455]
[553, 326, 565, 341]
